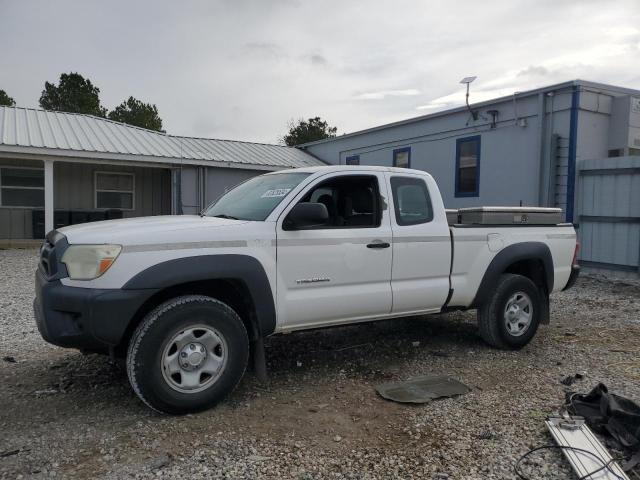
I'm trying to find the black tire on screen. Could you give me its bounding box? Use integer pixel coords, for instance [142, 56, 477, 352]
[126, 295, 249, 414]
[477, 273, 543, 350]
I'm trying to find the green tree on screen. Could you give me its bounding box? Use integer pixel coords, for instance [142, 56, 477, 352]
[0, 89, 16, 106]
[39, 72, 107, 117]
[108, 96, 164, 132]
[281, 117, 337, 146]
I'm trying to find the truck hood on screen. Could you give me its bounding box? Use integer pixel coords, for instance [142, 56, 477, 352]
[58, 215, 251, 245]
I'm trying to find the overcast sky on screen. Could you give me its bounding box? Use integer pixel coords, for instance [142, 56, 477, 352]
[1, 0, 639, 143]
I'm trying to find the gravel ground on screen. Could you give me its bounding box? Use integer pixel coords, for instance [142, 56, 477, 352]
[1, 248, 639, 479]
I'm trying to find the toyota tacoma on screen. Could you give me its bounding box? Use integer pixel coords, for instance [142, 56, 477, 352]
[34, 166, 580, 413]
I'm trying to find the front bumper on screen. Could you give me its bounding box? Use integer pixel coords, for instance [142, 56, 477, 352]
[34, 268, 157, 350]
[562, 265, 580, 291]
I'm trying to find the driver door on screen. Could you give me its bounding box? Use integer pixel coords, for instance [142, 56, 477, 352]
[275, 171, 393, 329]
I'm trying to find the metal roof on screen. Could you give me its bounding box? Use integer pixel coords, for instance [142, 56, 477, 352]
[0, 106, 323, 170]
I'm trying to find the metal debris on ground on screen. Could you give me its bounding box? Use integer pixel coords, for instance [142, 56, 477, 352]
[516, 383, 640, 480]
[515, 415, 629, 479]
[569, 383, 640, 474]
[375, 375, 470, 404]
[545, 415, 629, 480]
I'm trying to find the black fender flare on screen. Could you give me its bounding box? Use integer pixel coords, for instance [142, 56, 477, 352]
[123, 255, 276, 337]
[470, 242, 554, 308]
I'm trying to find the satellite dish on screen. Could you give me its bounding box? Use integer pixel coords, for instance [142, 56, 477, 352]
[459, 75, 478, 121]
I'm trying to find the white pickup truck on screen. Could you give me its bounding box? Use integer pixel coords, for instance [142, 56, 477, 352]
[34, 166, 579, 413]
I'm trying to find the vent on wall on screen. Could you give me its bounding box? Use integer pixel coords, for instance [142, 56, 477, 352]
[609, 147, 640, 158]
[608, 149, 624, 158]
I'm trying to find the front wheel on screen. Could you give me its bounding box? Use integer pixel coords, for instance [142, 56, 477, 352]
[477, 273, 543, 349]
[126, 295, 249, 414]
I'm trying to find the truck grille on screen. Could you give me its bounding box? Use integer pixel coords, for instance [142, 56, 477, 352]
[39, 231, 67, 279]
[39, 240, 55, 277]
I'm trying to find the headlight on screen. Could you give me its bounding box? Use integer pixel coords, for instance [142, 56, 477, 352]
[61, 245, 122, 280]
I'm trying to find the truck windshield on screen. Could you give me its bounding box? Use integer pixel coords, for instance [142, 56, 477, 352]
[203, 172, 310, 221]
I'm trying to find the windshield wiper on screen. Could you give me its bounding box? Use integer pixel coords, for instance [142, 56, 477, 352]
[212, 214, 241, 220]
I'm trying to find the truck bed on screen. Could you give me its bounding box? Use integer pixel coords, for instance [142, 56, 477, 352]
[447, 221, 576, 307]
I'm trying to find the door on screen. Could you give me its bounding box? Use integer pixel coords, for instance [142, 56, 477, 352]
[276, 172, 393, 329]
[387, 173, 451, 314]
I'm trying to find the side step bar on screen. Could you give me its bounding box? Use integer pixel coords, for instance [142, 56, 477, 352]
[546, 416, 629, 480]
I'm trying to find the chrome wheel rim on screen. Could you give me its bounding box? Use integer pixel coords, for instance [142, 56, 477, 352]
[161, 325, 227, 394]
[504, 292, 533, 337]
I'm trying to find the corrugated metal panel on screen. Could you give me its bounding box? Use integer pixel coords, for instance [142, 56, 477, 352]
[577, 156, 640, 276]
[0, 106, 322, 169]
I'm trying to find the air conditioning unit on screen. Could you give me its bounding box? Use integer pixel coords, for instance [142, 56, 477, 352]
[608, 95, 640, 157]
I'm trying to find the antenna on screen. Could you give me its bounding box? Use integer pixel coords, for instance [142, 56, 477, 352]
[460, 76, 478, 121]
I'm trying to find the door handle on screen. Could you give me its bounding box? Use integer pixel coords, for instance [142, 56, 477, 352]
[367, 241, 390, 249]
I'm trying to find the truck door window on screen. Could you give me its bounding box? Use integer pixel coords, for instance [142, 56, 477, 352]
[390, 176, 433, 226]
[296, 175, 381, 228]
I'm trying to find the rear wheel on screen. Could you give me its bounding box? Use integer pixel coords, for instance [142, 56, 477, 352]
[477, 274, 543, 349]
[126, 295, 249, 414]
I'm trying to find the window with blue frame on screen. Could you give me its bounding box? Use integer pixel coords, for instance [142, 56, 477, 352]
[455, 136, 480, 197]
[345, 155, 360, 165]
[393, 147, 411, 168]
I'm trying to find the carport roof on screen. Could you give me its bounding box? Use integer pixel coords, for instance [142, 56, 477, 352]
[0, 106, 323, 170]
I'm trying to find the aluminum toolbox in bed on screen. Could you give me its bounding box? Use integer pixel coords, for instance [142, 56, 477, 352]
[458, 207, 562, 225]
[445, 209, 460, 225]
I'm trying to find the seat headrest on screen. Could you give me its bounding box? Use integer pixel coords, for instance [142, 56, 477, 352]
[351, 187, 373, 213]
[317, 194, 336, 215]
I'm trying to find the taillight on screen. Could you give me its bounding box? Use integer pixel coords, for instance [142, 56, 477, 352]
[572, 241, 580, 266]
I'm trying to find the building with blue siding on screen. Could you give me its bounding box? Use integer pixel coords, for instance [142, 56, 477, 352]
[300, 80, 640, 225]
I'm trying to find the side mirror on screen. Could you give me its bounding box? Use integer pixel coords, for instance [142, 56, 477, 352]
[284, 202, 329, 230]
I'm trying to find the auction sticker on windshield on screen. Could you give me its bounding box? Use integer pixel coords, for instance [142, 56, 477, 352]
[261, 188, 291, 198]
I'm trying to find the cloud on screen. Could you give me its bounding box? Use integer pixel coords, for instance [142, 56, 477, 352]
[415, 100, 457, 112]
[307, 53, 327, 66]
[0, 0, 639, 143]
[354, 89, 421, 100]
[242, 42, 284, 59]
[415, 89, 505, 112]
[517, 65, 549, 77]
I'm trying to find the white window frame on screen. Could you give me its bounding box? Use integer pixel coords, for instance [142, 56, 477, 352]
[0, 166, 45, 209]
[94, 171, 135, 211]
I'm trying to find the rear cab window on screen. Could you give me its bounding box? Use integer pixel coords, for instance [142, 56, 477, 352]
[390, 176, 433, 226]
